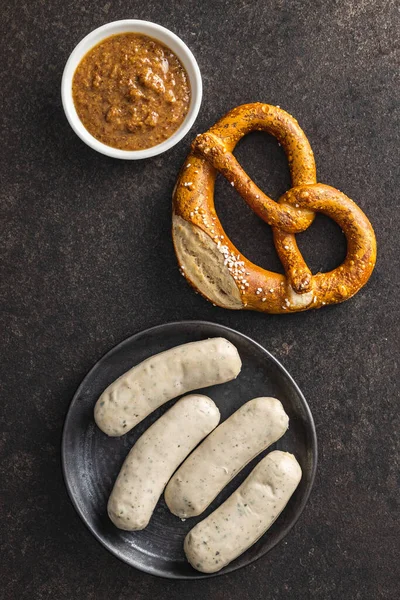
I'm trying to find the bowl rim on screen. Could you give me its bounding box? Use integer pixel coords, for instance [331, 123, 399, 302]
[61, 19, 202, 160]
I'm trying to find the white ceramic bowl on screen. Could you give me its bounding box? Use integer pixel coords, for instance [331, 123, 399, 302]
[61, 20, 202, 159]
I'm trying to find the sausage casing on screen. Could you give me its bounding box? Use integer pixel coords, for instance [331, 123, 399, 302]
[165, 397, 289, 518]
[94, 337, 241, 436]
[108, 394, 220, 531]
[184, 450, 302, 573]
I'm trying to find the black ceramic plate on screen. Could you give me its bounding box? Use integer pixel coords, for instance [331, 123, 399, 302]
[62, 321, 317, 579]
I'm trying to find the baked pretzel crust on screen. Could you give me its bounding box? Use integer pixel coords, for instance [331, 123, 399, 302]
[172, 103, 377, 313]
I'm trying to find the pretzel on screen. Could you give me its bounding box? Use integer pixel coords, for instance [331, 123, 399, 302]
[172, 103, 377, 313]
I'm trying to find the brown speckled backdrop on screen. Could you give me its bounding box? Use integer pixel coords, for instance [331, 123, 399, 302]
[1, 1, 399, 599]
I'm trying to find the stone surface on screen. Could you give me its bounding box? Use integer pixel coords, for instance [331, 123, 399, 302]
[1, 1, 399, 599]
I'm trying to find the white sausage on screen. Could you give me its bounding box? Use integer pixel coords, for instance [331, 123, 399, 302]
[94, 337, 241, 436]
[165, 397, 289, 518]
[108, 394, 220, 531]
[184, 451, 302, 573]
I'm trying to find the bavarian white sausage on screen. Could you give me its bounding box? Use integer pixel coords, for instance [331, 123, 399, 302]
[165, 397, 289, 518]
[108, 394, 220, 531]
[94, 337, 241, 436]
[184, 451, 302, 573]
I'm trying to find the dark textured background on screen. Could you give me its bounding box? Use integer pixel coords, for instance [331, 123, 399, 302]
[1, 1, 399, 598]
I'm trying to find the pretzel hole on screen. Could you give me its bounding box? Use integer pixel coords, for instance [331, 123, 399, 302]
[214, 132, 293, 274]
[295, 214, 346, 274]
[234, 131, 291, 200]
[214, 175, 284, 275]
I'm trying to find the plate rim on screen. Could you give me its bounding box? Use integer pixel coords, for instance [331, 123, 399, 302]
[61, 319, 318, 579]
